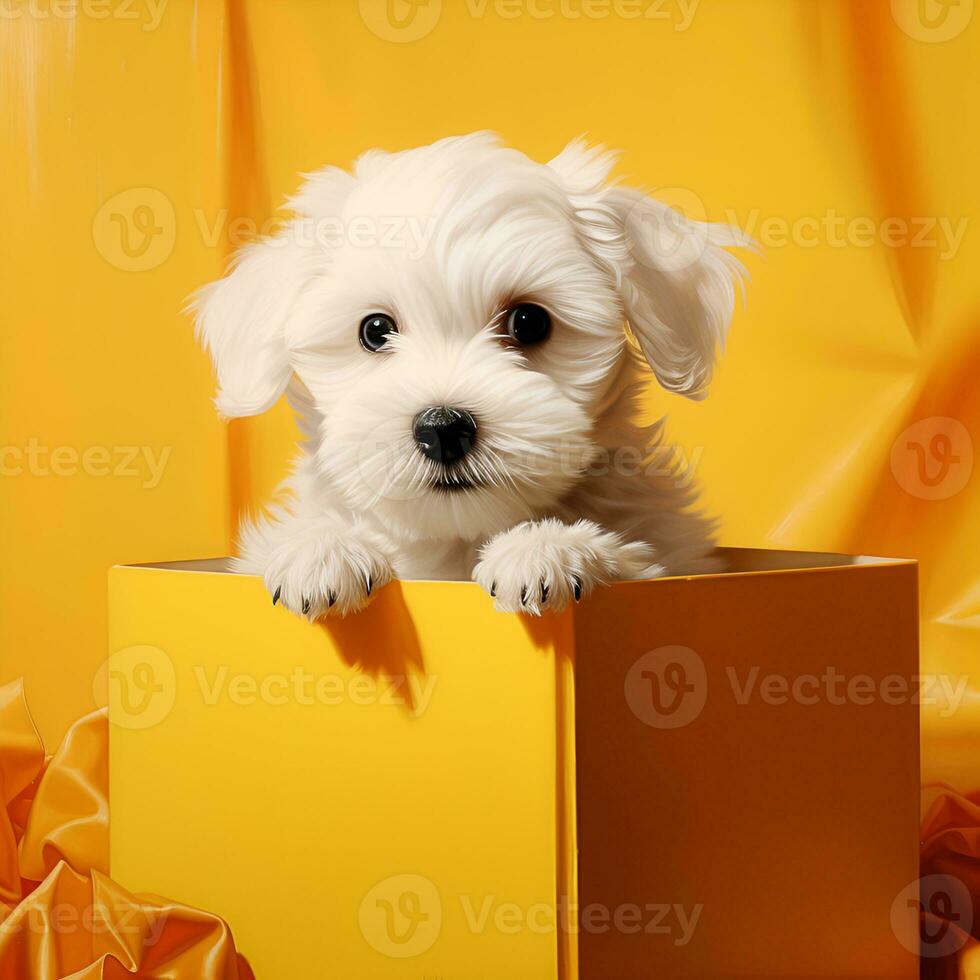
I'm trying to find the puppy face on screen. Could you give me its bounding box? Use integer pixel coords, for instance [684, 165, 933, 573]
[195, 134, 746, 542]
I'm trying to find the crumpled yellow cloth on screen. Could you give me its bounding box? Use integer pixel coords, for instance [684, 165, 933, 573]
[0, 679, 253, 979]
[919, 785, 980, 980]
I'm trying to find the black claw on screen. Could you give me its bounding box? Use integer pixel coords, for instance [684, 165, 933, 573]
[490, 581, 497, 598]
[302, 597, 311, 615]
[541, 582, 550, 603]
[572, 578, 582, 602]
[272, 587, 281, 606]
[365, 575, 373, 597]
[520, 585, 528, 606]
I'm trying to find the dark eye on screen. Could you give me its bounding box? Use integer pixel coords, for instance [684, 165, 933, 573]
[359, 313, 398, 352]
[506, 303, 551, 346]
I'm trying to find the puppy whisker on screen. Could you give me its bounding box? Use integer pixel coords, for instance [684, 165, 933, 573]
[473, 446, 520, 494]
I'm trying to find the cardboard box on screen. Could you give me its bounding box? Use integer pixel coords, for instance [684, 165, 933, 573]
[107, 549, 919, 979]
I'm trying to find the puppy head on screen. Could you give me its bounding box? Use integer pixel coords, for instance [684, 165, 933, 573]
[194, 133, 748, 542]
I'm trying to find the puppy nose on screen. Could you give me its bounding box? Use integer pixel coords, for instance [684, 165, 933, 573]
[413, 406, 477, 463]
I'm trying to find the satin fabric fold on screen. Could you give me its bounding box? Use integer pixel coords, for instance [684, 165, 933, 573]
[0, 680, 253, 979]
[0, 678, 45, 914]
[920, 786, 980, 979]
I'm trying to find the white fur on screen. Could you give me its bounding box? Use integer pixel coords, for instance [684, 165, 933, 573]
[192, 133, 749, 619]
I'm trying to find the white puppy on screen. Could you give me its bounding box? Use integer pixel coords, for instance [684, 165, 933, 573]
[194, 133, 748, 618]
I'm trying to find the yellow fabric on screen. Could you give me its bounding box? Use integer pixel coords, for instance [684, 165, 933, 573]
[1, 0, 978, 972]
[1, 1, 231, 747]
[0, 679, 254, 978]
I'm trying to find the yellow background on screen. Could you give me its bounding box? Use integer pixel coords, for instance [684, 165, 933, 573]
[2, 0, 978, 796]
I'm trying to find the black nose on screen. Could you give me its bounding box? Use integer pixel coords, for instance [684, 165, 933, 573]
[413, 406, 477, 464]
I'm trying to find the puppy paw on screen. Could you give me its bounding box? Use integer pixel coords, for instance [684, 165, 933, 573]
[263, 524, 393, 620]
[473, 518, 658, 615]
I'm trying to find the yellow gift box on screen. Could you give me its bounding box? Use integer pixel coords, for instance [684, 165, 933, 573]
[108, 549, 919, 979]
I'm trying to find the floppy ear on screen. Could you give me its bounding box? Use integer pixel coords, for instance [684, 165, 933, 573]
[190, 166, 354, 419]
[609, 186, 749, 399]
[190, 229, 312, 419]
[550, 139, 750, 400]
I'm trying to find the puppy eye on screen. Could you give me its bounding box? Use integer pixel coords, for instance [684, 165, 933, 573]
[506, 303, 551, 346]
[359, 313, 398, 352]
